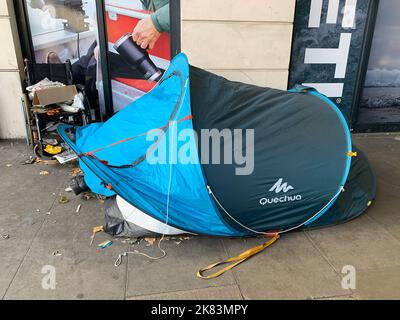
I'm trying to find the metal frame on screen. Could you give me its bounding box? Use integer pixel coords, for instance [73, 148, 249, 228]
[96, 0, 114, 119]
[14, 0, 35, 63]
[170, 0, 181, 58]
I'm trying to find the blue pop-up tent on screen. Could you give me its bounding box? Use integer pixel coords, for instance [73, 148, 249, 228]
[59, 53, 375, 238]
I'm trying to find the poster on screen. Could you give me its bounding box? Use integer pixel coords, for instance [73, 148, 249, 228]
[105, 0, 171, 112]
[357, 0, 400, 127]
[289, 0, 371, 123]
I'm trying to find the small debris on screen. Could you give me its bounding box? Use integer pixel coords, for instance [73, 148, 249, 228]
[144, 237, 157, 246]
[395, 136, 400, 141]
[1, 234, 10, 240]
[96, 194, 106, 204]
[90, 225, 104, 246]
[53, 250, 62, 256]
[82, 191, 94, 201]
[76, 204, 82, 213]
[39, 170, 49, 175]
[35, 158, 58, 165]
[121, 238, 139, 245]
[6, 164, 13, 167]
[97, 240, 113, 249]
[70, 167, 82, 176]
[46, 212, 51, 215]
[22, 156, 36, 165]
[59, 196, 69, 204]
[43, 138, 58, 146]
[36, 209, 40, 212]
[174, 241, 182, 245]
[65, 187, 72, 192]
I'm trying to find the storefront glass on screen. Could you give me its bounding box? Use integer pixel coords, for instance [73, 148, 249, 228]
[22, 0, 176, 118]
[25, 0, 98, 63]
[357, 0, 400, 128]
[104, 0, 171, 112]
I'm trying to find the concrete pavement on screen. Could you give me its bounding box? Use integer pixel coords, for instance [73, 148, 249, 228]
[0, 133, 399, 300]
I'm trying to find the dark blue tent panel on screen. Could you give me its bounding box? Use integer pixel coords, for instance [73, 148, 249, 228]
[59, 53, 375, 237]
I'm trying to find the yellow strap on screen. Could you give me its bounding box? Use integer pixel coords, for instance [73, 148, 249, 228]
[197, 234, 280, 279]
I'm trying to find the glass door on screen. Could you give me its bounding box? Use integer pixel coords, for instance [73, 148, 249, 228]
[104, 0, 173, 113]
[17, 0, 181, 119]
[23, 0, 103, 120]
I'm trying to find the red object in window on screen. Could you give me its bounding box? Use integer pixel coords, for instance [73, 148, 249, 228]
[106, 5, 170, 61]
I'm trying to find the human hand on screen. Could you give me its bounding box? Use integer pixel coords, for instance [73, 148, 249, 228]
[132, 17, 161, 50]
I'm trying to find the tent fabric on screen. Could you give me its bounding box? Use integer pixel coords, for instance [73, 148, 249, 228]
[60, 54, 238, 236]
[189, 66, 351, 232]
[305, 145, 376, 229]
[58, 53, 375, 237]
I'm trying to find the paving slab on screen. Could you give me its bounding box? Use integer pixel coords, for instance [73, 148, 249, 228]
[222, 232, 349, 299]
[128, 285, 243, 300]
[1, 133, 400, 300]
[352, 134, 400, 155]
[3, 190, 129, 300]
[366, 198, 400, 242]
[0, 160, 65, 299]
[305, 214, 400, 272]
[315, 294, 357, 300]
[352, 266, 400, 300]
[0, 209, 46, 299]
[126, 237, 237, 297]
[0, 140, 29, 165]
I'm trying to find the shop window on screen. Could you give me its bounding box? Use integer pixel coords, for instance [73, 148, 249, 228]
[356, 0, 400, 130]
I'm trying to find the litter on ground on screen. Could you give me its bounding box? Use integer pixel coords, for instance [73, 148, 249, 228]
[59, 196, 69, 204]
[52, 250, 62, 256]
[70, 167, 82, 176]
[98, 240, 113, 249]
[144, 237, 157, 246]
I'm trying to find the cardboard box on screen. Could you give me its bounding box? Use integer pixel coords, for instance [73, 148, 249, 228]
[32, 85, 77, 107]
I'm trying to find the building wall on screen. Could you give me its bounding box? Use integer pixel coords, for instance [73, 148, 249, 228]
[0, 0, 26, 139]
[181, 0, 296, 89]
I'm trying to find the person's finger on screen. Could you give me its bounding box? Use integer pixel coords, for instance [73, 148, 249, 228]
[148, 40, 156, 50]
[140, 39, 150, 49]
[134, 33, 145, 46]
[132, 32, 140, 42]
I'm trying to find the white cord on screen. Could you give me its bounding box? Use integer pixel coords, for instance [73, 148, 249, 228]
[207, 185, 344, 236]
[114, 121, 177, 267]
[207, 185, 268, 236]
